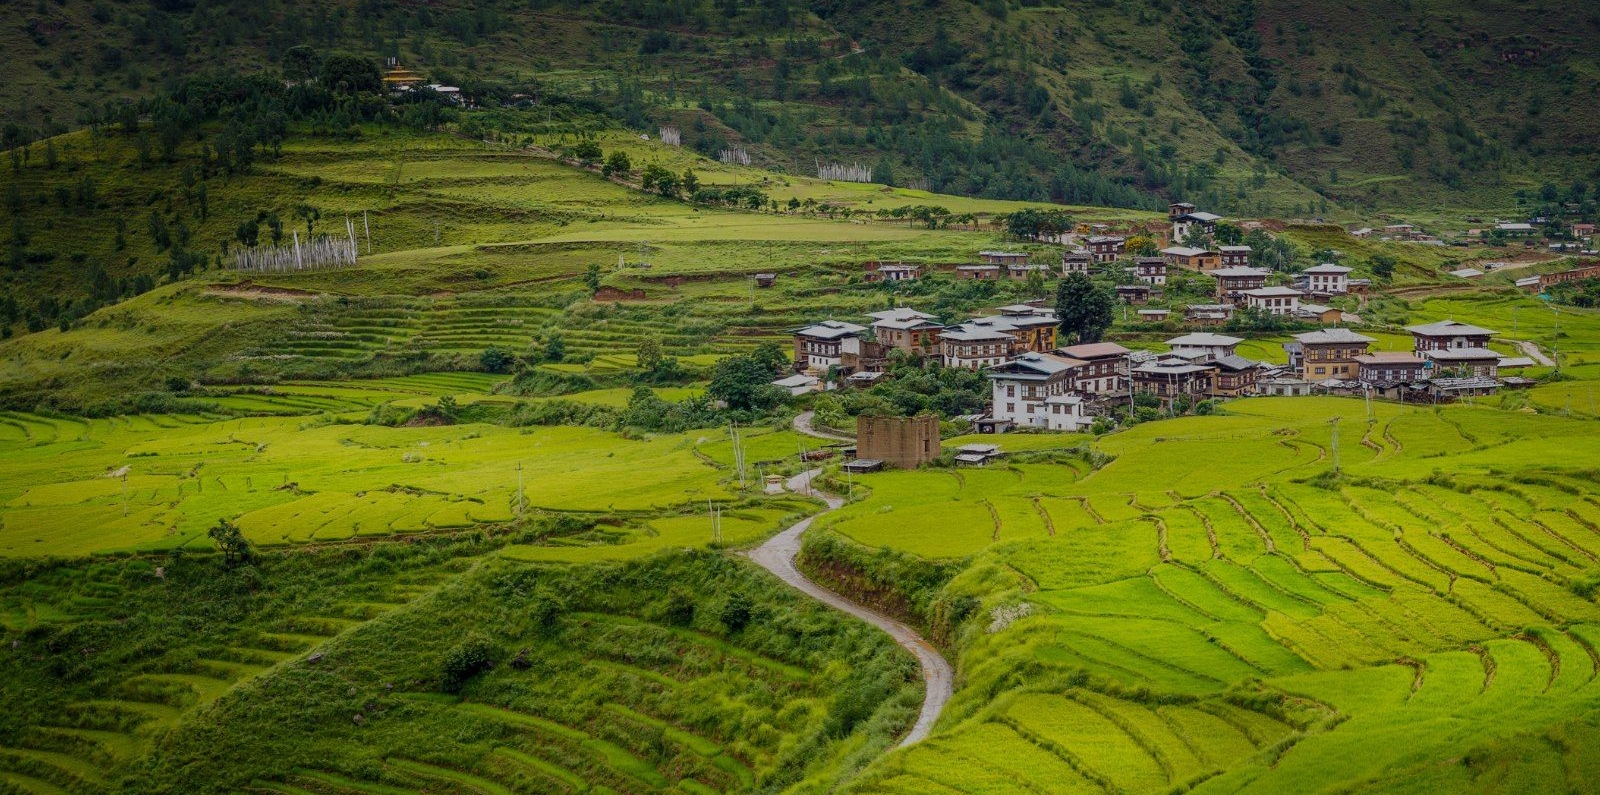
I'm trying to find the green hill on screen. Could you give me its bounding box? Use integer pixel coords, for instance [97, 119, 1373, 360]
[5, 0, 1600, 218]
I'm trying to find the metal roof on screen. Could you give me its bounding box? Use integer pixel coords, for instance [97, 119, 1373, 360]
[1405, 320, 1498, 337]
[1293, 329, 1375, 344]
[1167, 332, 1243, 347]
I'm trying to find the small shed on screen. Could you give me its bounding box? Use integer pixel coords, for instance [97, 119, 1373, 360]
[841, 459, 884, 474]
[1115, 284, 1152, 305]
[954, 443, 1002, 466]
[754, 273, 777, 288]
[1137, 309, 1171, 322]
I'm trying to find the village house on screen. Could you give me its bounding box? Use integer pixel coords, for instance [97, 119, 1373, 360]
[1131, 359, 1214, 405]
[1185, 304, 1235, 327]
[1350, 227, 1374, 238]
[1300, 263, 1352, 296]
[1087, 236, 1126, 263]
[1161, 246, 1222, 271]
[1495, 222, 1538, 237]
[1355, 351, 1429, 385]
[980, 251, 1031, 267]
[1574, 223, 1596, 239]
[1347, 278, 1372, 297]
[772, 373, 822, 396]
[870, 310, 944, 357]
[1115, 284, 1152, 305]
[939, 324, 1015, 370]
[1219, 245, 1252, 268]
[1166, 332, 1242, 362]
[987, 305, 1059, 352]
[1423, 347, 1500, 378]
[793, 320, 867, 372]
[1294, 303, 1350, 325]
[1210, 355, 1261, 397]
[1006, 262, 1053, 281]
[956, 264, 1001, 280]
[1061, 250, 1093, 275]
[1406, 319, 1497, 352]
[987, 352, 1093, 431]
[1383, 223, 1418, 239]
[1210, 266, 1272, 303]
[1287, 328, 1374, 381]
[1138, 309, 1171, 323]
[867, 263, 921, 282]
[1169, 203, 1222, 242]
[1131, 256, 1168, 286]
[1057, 341, 1131, 397]
[1240, 286, 1303, 316]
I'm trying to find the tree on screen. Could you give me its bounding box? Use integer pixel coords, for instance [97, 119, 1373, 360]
[636, 337, 663, 371]
[207, 518, 254, 568]
[1125, 235, 1157, 256]
[681, 168, 699, 195]
[571, 140, 602, 163]
[720, 591, 753, 631]
[318, 54, 381, 94]
[1370, 253, 1396, 280]
[1055, 274, 1115, 344]
[480, 346, 514, 373]
[1212, 223, 1244, 246]
[281, 45, 321, 82]
[439, 636, 495, 692]
[708, 352, 785, 411]
[543, 334, 566, 362]
[583, 263, 602, 294]
[601, 150, 631, 178]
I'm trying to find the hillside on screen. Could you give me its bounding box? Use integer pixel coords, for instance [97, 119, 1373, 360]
[4, 0, 1600, 218]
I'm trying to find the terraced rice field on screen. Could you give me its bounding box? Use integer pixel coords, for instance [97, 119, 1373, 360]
[830, 396, 1600, 794]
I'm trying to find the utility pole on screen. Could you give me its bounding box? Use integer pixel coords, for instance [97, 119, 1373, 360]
[516, 461, 525, 518]
[363, 211, 372, 255]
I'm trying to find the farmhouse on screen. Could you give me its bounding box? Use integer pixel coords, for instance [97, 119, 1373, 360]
[1061, 250, 1093, 275]
[1057, 341, 1131, 396]
[1300, 263, 1352, 295]
[1131, 359, 1214, 404]
[1210, 355, 1261, 397]
[988, 353, 1092, 431]
[1161, 246, 1222, 271]
[1166, 332, 1242, 362]
[1424, 347, 1500, 378]
[1406, 319, 1497, 352]
[1240, 286, 1303, 316]
[868, 263, 921, 282]
[1138, 309, 1171, 323]
[980, 251, 1030, 267]
[1131, 256, 1168, 286]
[1287, 328, 1374, 381]
[793, 320, 867, 372]
[1294, 303, 1349, 324]
[1116, 284, 1152, 305]
[1210, 266, 1272, 303]
[871, 312, 944, 357]
[1185, 304, 1235, 326]
[957, 264, 1001, 280]
[772, 373, 821, 395]
[1087, 236, 1126, 263]
[988, 305, 1059, 352]
[1355, 351, 1429, 384]
[940, 324, 1015, 370]
[1006, 262, 1053, 281]
[1169, 202, 1222, 242]
[1219, 245, 1252, 268]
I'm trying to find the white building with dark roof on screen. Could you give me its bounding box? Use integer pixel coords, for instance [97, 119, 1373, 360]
[988, 352, 1092, 431]
[1166, 333, 1243, 362]
[1241, 286, 1303, 316]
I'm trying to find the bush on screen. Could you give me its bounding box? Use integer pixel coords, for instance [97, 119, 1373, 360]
[440, 636, 495, 692]
[720, 591, 753, 632]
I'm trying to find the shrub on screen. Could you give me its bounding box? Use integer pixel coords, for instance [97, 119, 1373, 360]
[440, 636, 495, 692]
[720, 591, 753, 632]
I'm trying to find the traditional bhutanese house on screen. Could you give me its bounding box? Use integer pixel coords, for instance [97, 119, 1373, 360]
[1210, 355, 1261, 397]
[1219, 245, 1252, 268]
[1516, 275, 1544, 293]
[1006, 262, 1053, 281]
[1116, 284, 1152, 305]
[1300, 263, 1352, 295]
[957, 264, 1001, 280]
[1425, 376, 1500, 399]
[1241, 286, 1303, 316]
[1288, 328, 1374, 381]
[1347, 278, 1372, 296]
[1138, 309, 1171, 323]
[871, 313, 944, 357]
[1061, 250, 1093, 275]
[1405, 320, 1498, 353]
[988, 352, 1092, 431]
[1057, 341, 1131, 396]
[1423, 347, 1500, 378]
[1185, 304, 1235, 327]
[1166, 332, 1242, 363]
[987, 305, 1059, 352]
[1087, 236, 1126, 263]
[940, 324, 1015, 370]
[1294, 303, 1348, 324]
[980, 251, 1030, 267]
[1210, 266, 1272, 303]
[869, 263, 921, 282]
[1355, 351, 1428, 385]
[1131, 359, 1214, 404]
[1169, 203, 1222, 242]
[845, 370, 888, 388]
[1350, 227, 1374, 238]
[1132, 256, 1168, 286]
[1259, 374, 1313, 396]
[772, 373, 821, 396]
[1384, 223, 1417, 239]
[793, 320, 867, 372]
[753, 273, 777, 288]
[1161, 246, 1222, 271]
[1573, 223, 1596, 238]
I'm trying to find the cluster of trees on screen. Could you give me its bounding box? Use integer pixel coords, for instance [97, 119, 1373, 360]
[1549, 277, 1600, 309]
[811, 353, 988, 427]
[1000, 209, 1074, 241]
[706, 341, 791, 412]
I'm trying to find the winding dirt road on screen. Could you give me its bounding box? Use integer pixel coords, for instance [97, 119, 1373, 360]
[792, 410, 855, 443]
[743, 468, 953, 747]
[1510, 339, 1557, 367]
